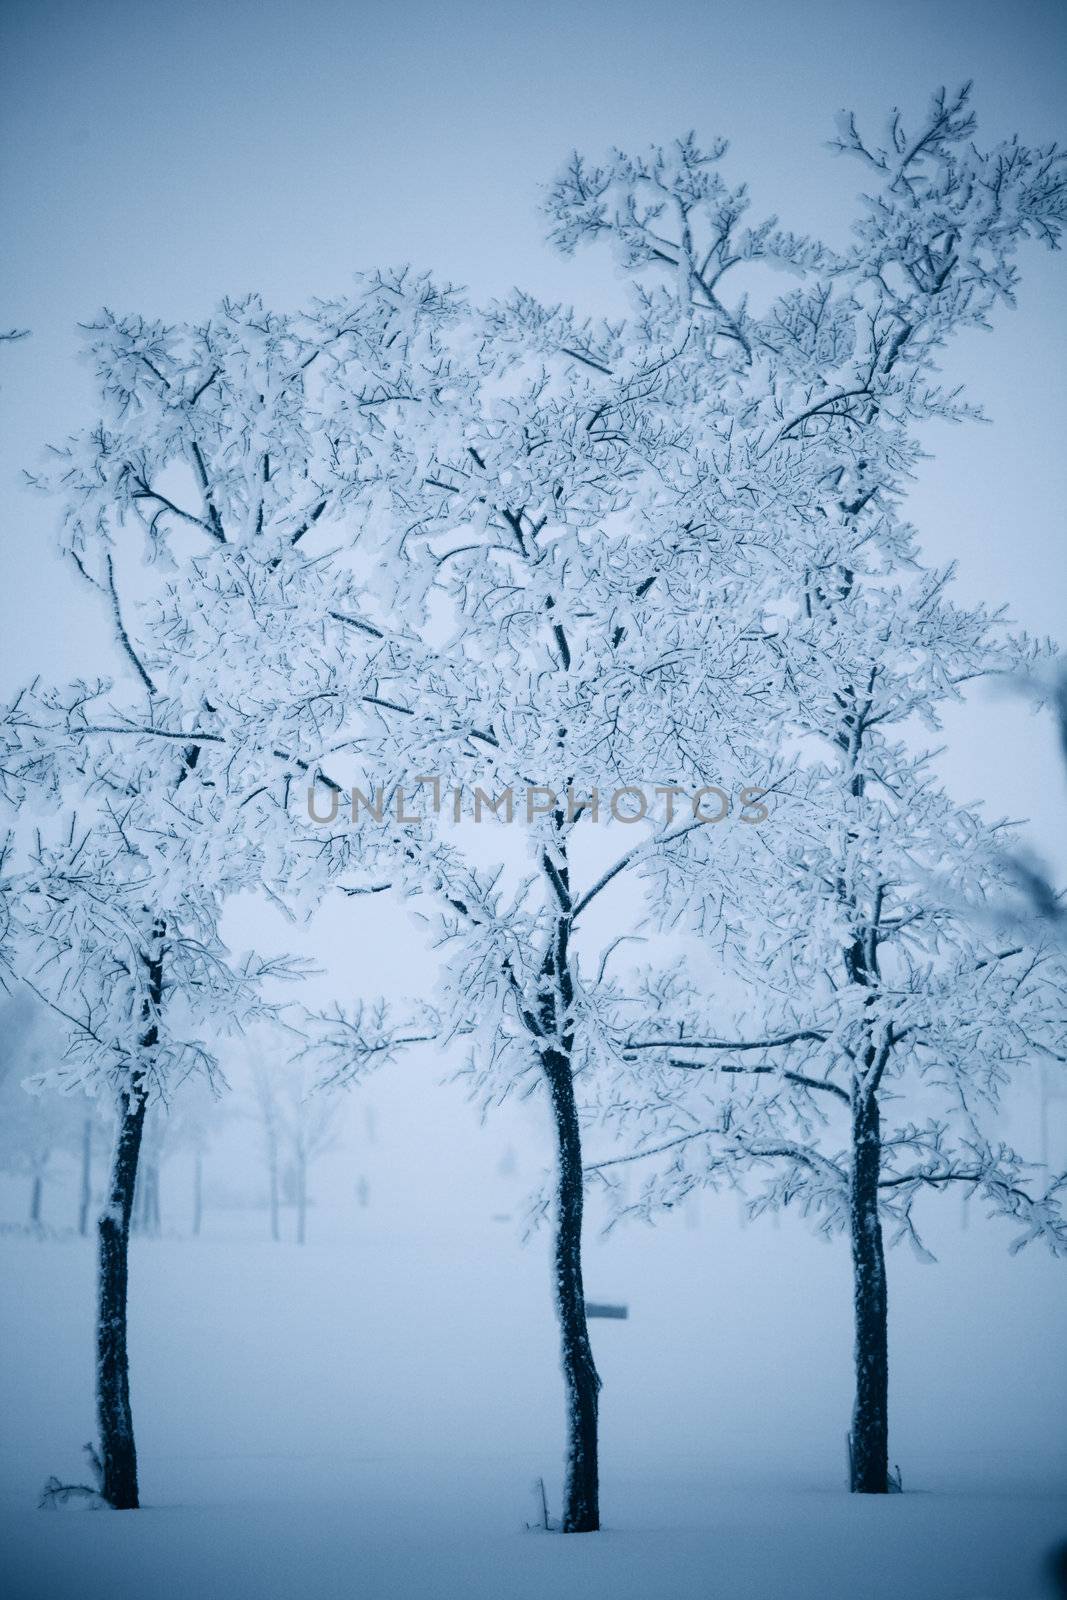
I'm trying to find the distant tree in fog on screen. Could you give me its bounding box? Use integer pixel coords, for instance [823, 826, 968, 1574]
[0, 994, 85, 1229]
[251, 1053, 342, 1245]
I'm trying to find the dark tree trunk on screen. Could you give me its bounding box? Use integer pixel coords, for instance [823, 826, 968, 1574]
[849, 1084, 889, 1493]
[531, 832, 601, 1533]
[96, 926, 162, 1510]
[79, 1117, 92, 1237]
[543, 1048, 601, 1532]
[97, 1080, 148, 1508]
[30, 1171, 43, 1227]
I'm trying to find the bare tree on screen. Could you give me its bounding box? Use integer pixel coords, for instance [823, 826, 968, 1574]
[0, 993, 88, 1230]
[250, 1055, 340, 1244]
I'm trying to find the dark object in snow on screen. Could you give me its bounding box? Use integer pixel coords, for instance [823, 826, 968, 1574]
[1049, 1540, 1067, 1598]
[39, 1442, 106, 1509]
[585, 1302, 628, 1320]
[524, 1476, 556, 1532]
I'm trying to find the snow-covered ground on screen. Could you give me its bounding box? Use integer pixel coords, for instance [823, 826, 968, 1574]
[2, 1181, 1065, 1600]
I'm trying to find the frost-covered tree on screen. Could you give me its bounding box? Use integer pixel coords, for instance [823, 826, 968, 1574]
[1, 690, 301, 1509]
[292, 290, 797, 1531]
[546, 83, 1067, 1495]
[543, 83, 1067, 741]
[545, 84, 1066, 448]
[594, 568, 1067, 1494]
[12, 79, 1062, 1526]
[24, 271, 475, 980]
[6, 275, 467, 1505]
[24, 208, 831, 1532]
[44, 272, 789, 1530]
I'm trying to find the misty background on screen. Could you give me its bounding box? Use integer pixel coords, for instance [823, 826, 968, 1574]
[1, 0, 1065, 1562]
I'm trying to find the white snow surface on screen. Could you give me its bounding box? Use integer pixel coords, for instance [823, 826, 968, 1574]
[1, 1190, 1065, 1600]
